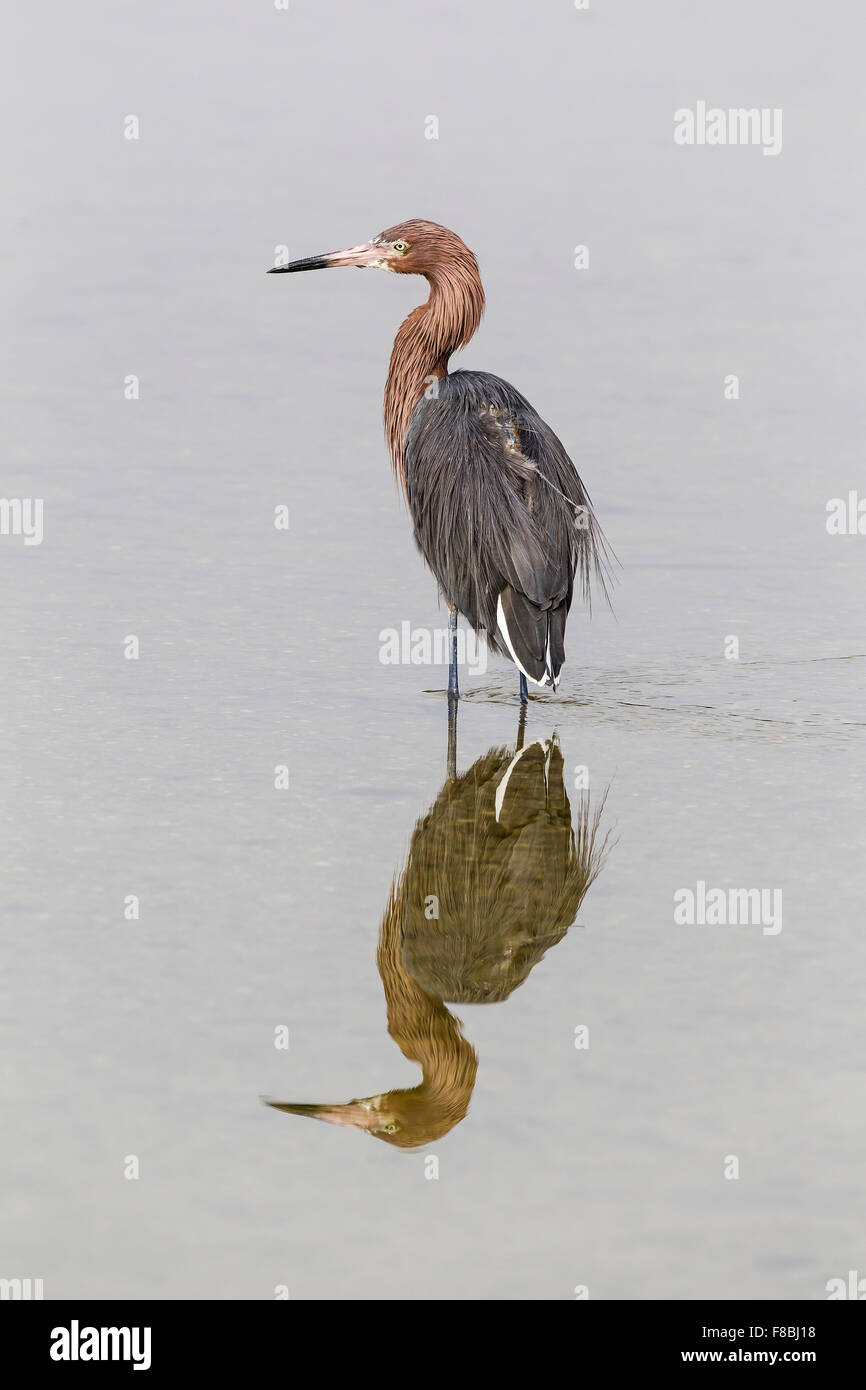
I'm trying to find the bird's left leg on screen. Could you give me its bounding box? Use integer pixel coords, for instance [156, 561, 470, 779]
[519, 672, 528, 704]
[515, 699, 527, 752]
[447, 691, 458, 780]
[448, 607, 459, 700]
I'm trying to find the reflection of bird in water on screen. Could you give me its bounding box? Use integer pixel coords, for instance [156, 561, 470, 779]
[266, 719, 610, 1147]
[402, 733, 609, 1004]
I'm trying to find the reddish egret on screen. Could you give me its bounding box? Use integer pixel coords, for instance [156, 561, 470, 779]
[269, 219, 611, 701]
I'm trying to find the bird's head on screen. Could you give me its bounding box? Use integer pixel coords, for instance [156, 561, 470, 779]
[268, 219, 476, 281]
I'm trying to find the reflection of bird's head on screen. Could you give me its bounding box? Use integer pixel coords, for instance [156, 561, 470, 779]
[264, 1085, 466, 1150]
[264, 1094, 399, 1141]
[263, 883, 478, 1150]
[401, 736, 610, 1004]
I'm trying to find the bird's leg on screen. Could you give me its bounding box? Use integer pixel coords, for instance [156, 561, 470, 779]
[448, 607, 459, 700]
[447, 691, 458, 780]
[519, 672, 528, 705]
[516, 699, 527, 752]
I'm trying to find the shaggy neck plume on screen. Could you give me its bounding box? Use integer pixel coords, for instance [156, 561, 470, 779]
[384, 256, 485, 493]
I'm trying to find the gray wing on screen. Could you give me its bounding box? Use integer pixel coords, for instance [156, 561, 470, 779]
[403, 370, 611, 685]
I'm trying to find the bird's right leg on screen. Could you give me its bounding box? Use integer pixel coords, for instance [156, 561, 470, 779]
[448, 607, 459, 700]
[519, 672, 528, 704]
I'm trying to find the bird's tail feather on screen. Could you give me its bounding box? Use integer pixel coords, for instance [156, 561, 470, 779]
[546, 599, 567, 684]
[496, 588, 565, 689]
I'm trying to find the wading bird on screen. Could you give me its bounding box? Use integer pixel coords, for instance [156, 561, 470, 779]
[269, 220, 611, 700]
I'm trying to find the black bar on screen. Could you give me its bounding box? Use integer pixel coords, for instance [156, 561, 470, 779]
[2, 1299, 862, 1376]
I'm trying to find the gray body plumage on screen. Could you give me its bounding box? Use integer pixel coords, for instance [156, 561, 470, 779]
[404, 370, 609, 687]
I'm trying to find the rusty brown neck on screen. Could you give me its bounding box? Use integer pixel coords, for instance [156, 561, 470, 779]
[384, 256, 485, 493]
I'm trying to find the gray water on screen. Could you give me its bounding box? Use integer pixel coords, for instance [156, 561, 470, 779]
[2, 0, 864, 1300]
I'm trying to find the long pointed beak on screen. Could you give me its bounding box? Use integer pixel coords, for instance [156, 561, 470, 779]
[268, 242, 383, 274]
[263, 1098, 380, 1130]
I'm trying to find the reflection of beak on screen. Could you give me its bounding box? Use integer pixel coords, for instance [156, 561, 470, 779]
[263, 1097, 380, 1130]
[268, 242, 384, 274]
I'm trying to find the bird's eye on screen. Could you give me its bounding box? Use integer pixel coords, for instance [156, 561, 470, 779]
[384, 1122, 398, 1133]
[392, 240, 409, 253]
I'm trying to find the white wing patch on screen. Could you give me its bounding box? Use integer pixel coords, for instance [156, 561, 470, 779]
[496, 594, 552, 688]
